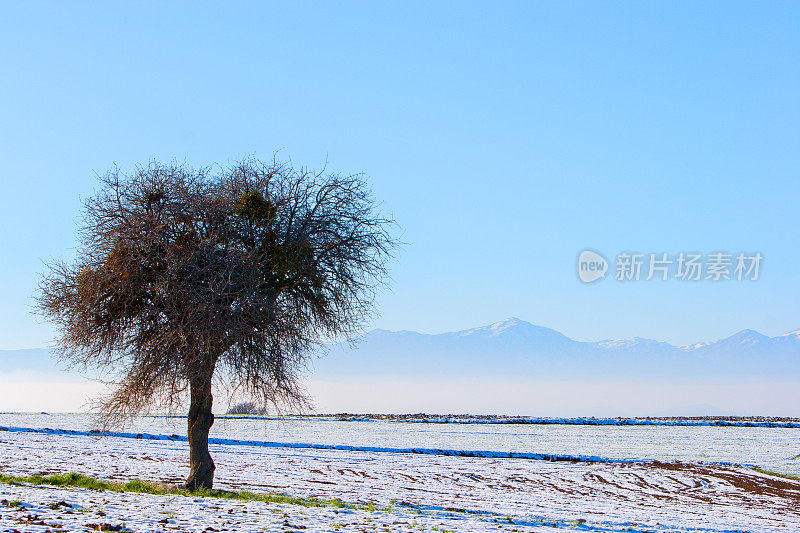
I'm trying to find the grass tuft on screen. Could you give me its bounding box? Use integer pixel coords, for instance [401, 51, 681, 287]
[122, 479, 165, 494]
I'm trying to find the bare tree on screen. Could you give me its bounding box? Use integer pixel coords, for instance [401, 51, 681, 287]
[38, 158, 396, 490]
[226, 401, 267, 415]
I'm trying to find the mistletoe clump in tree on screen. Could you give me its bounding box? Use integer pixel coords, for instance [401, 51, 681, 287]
[38, 158, 395, 489]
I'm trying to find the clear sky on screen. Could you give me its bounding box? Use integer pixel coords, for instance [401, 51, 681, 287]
[1, 1, 798, 349]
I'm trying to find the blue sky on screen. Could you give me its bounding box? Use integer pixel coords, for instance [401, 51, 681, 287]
[1, 1, 798, 349]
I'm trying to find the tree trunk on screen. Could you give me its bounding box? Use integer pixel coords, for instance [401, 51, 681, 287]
[184, 373, 215, 491]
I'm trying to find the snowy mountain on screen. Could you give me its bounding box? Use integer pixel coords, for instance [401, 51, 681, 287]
[3, 319, 798, 382]
[308, 318, 800, 379]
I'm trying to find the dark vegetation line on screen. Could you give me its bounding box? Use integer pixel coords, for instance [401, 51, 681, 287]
[5, 413, 800, 428]
[143, 414, 800, 428]
[332, 416, 800, 428]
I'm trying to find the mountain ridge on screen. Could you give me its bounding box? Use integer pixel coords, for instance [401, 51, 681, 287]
[3, 318, 799, 380]
[308, 318, 800, 379]
[363, 318, 800, 351]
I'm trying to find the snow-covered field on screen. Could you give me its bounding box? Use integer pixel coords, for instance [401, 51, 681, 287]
[4, 414, 799, 476]
[1, 415, 799, 532]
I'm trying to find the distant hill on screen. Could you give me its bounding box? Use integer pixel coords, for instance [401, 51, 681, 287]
[307, 317, 800, 379]
[4, 318, 799, 381]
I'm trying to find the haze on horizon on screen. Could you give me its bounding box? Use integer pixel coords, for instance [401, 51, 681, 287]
[3, 316, 799, 417]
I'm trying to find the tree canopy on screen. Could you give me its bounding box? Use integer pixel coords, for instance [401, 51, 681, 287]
[38, 158, 396, 488]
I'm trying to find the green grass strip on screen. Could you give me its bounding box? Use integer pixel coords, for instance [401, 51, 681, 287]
[753, 467, 800, 481]
[0, 471, 350, 509]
